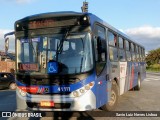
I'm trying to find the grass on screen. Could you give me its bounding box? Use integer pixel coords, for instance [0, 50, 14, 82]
[146, 68, 160, 72]
[146, 64, 160, 72]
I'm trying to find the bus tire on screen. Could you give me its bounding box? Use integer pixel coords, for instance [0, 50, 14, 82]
[102, 80, 119, 111]
[134, 75, 141, 91]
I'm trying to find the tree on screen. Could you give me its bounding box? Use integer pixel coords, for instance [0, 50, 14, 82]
[146, 48, 160, 66]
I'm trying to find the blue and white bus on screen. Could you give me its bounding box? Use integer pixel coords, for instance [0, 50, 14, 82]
[5, 11, 146, 111]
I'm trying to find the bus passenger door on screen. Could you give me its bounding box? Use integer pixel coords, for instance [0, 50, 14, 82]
[94, 24, 108, 108]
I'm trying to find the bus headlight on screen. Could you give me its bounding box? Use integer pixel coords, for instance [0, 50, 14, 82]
[73, 91, 79, 97]
[18, 87, 27, 96]
[79, 89, 85, 93]
[20, 90, 27, 96]
[72, 81, 94, 97]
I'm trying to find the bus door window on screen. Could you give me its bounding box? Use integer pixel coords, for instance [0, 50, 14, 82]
[108, 31, 118, 61]
[94, 25, 107, 75]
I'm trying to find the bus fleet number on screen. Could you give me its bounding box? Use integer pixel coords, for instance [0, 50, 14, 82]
[58, 87, 70, 92]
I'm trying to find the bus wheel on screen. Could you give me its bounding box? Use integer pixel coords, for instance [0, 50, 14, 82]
[102, 80, 119, 111]
[9, 82, 17, 90]
[134, 75, 141, 91]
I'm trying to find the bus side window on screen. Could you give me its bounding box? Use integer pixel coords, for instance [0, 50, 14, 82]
[109, 46, 118, 61]
[108, 31, 118, 61]
[126, 51, 131, 61]
[118, 37, 126, 61]
[108, 32, 117, 47]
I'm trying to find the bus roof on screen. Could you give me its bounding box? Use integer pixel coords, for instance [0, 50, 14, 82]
[15, 11, 85, 22]
[87, 13, 145, 49]
[15, 11, 144, 49]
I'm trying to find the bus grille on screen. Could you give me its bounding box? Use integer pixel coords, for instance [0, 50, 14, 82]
[31, 93, 71, 95]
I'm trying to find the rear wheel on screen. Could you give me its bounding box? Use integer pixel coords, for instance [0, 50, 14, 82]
[9, 82, 17, 90]
[134, 75, 141, 91]
[102, 80, 119, 111]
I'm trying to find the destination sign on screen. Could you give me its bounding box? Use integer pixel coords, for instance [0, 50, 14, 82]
[28, 18, 77, 29]
[19, 63, 39, 71]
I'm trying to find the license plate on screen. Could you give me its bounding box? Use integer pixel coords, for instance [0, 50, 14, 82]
[40, 101, 54, 107]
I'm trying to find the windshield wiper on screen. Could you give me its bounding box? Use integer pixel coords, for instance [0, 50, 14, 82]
[30, 41, 36, 54]
[30, 39, 38, 62]
[56, 29, 70, 61]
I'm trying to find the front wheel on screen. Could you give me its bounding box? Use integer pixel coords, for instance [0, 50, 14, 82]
[102, 80, 119, 111]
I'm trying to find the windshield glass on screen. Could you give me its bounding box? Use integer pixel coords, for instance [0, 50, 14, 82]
[16, 32, 93, 74]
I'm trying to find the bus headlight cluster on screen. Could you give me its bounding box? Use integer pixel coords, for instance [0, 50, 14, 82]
[79, 89, 85, 93]
[18, 87, 27, 96]
[72, 81, 94, 97]
[73, 91, 79, 97]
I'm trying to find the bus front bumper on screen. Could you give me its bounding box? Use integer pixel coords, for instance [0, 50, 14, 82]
[16, 89, 96, 111]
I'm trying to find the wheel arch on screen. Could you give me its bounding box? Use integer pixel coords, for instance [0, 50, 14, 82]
[113, 77, 120, 96]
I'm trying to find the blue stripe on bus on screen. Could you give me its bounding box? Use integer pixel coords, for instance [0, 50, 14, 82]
[16, 72, 96, 93]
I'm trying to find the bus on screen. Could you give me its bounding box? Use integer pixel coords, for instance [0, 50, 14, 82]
[5, 11, 146, 111]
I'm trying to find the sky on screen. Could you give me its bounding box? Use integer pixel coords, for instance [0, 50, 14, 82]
[0, 0, 160, 53]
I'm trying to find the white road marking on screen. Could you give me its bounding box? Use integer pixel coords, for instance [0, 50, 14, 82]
[145, 74, 160, 82]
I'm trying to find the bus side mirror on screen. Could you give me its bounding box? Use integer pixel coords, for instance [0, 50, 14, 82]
[5, 37, 9, 53]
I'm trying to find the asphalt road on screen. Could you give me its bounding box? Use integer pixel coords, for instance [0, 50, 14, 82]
[0, 72, 160, 120]
[114, 72, 160, 111]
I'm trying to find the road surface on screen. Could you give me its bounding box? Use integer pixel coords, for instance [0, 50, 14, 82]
[0, 72, 159, 120]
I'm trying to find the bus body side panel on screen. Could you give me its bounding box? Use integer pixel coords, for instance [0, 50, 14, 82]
[114, 61, 139, 95]
[132, 62, 139, 88]
[119, 62, 127, 95]
[123, 62, 139, 92]
[109, 62, 120, 80]
[133, 62, 147, 88]
[123, 62, 130, 93]
[140, 62, 146, 81]
[118, 61, 146, 96]
[95, 69, 110, 109]
[109, 62, 120, 91]
[89, 16, 111, 109]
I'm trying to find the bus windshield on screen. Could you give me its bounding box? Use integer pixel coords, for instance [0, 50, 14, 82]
[17, 32, 93, 74]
